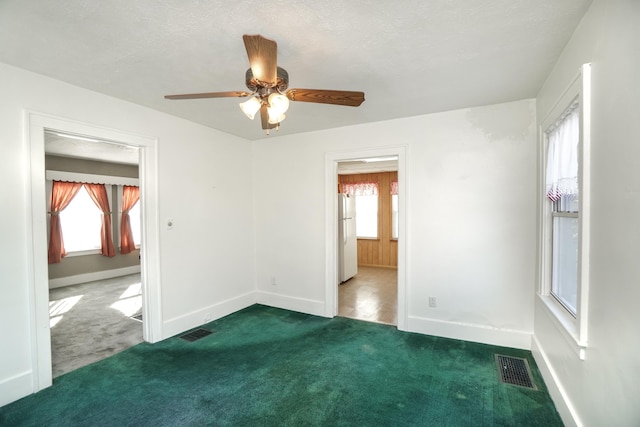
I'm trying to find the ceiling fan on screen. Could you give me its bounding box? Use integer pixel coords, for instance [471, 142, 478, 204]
[164, 34, 365, 134]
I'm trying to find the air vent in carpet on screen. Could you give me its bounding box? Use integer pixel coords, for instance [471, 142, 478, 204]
[495, 354, 537, 390]
[180, 328, 213, 342]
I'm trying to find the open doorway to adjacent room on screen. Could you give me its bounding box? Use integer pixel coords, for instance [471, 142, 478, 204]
[44, 130, 144, 377]
[336, 156, 399, 326]
[27, 111, 161, 392]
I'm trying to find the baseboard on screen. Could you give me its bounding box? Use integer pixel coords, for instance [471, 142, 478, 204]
[407, 315, 532, 350]
[0, 370, 34, 407]
[531, 335, 581, 427]
[358, 264, 398, 270]
[161, 291, 256, 339]
[48, 265, 141, 289]
[256, 290, 326, 318]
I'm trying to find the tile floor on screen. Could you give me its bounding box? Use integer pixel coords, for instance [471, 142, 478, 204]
[338, 266, 398, 325]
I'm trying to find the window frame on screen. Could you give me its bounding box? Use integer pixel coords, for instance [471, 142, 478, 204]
[58, 183, 111, 256]
[391, 193, 399, 240]
[538, 63, 591, 360]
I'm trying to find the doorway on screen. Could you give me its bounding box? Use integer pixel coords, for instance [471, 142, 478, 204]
[325, 146, 407, 331]
[26, 112, 162, 392]
[45, 132, 144, 376]
[336, 161, 399, 325]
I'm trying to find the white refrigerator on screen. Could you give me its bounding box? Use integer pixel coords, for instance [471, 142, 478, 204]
[338, 194, 358, 282]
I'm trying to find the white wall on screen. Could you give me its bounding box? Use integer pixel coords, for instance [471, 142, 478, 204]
[0, 63, 256, 405]
[533, 1, 640, 426]
[253, 98, 538, 349]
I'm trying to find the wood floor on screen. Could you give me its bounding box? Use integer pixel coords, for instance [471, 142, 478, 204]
[338, 266, 398, 325]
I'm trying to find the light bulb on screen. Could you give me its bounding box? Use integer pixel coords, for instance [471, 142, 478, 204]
[268, 112, 286, 124]
[267, 93, 289, 116]
[239, 97, 261, 120]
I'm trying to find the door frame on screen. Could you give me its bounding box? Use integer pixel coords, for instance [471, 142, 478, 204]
[25, 111, 162, 391]
[324, 145, 408, 330]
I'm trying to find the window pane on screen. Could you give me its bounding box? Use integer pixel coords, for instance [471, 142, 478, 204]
[129, 200, 141, 246]
[553, 194, 579, 213]
[59, 186, 102, 252]
[355, 195, 378, 238]
[391, 194, 398, 239]
[551, 216, 579, 314]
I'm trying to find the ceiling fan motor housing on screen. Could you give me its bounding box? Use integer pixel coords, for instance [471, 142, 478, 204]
[245, 66, 289, 94]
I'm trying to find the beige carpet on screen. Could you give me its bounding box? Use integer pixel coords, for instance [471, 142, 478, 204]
[49, 274, 143, 377]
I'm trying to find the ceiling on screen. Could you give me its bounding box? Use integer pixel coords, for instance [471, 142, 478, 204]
[45, 131, 140, 165]
[0, 1, 591, 141]
[338, 158, 398, 175]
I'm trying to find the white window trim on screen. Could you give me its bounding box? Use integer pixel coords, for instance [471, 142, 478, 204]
[65, 248, 102, 257]
[538, 63, 591, 360]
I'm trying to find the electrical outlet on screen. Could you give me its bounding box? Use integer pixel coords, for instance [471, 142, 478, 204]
[429, 297, 437, 308]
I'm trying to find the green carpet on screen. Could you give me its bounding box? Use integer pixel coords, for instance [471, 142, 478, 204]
[1, 305, 562, 426]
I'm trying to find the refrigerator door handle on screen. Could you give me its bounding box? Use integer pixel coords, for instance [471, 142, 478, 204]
[343, 220, 348, 245]
[342, 196, 347, 220]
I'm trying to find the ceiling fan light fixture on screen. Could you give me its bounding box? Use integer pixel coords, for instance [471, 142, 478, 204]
[239, 96, 261, 120]
[165, 35, 365, 133]
[268, 113, 286, 125]
[267, 92, 289, 116]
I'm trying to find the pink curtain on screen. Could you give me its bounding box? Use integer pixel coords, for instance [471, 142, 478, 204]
[120, 185, 140, 254]
[83, 183, 116, 257]
[339, 182, 379, 196]
[390, 181, 399, 195]
[48, 181, 83, 264]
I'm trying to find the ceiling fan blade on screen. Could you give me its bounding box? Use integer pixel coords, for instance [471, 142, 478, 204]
[285, 89, 365, 107]
[165, 91, 250, 100]
[243, 34, 278, 85]
[260, 104, 277, 130]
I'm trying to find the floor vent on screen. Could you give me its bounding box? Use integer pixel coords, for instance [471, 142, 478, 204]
[495, 354, 537, 390]
[130, 314, 143, 322]
[180, 328, 213, 342]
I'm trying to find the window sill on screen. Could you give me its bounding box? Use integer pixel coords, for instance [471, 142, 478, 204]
[65, 249, 101, 257]
[538, 294, 587, 360]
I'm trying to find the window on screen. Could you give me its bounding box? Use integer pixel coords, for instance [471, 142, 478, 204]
[547, 104, 580, 316]
[129, 199, 141, 247]
[340, 182, 380, 239]
[550, 182, 579, 315]
[355, 194, 378, 238]
[539, 63, 591, 357]
[59, 185, 103, 253]
[391, 181, 399, 240]
[391, 194, 399, 240]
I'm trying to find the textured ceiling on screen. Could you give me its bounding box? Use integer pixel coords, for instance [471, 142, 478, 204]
[45, 131, 140, 165]
[0, 0, 591, 141]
